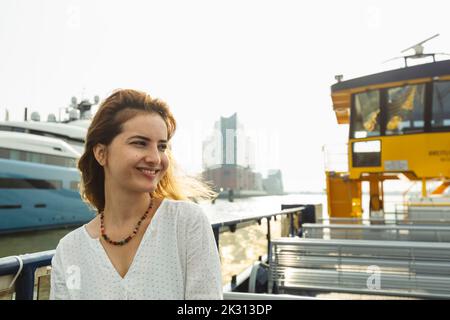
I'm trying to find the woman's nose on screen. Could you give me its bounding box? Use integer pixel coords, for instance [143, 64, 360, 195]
[144, 145, 161, 164]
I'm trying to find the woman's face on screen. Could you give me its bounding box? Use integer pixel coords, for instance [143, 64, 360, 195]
[100, 112, 169, 194]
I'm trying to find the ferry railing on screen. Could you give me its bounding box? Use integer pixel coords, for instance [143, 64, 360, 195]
[322, 143, 348, 173]
[303, 223, 450, 242]
[212, 206, 304, 250]
[223, 292, 318, 300]
[212, 206, 304, 293]
[0, 250, 54, 300]
[317, 217, 450, 226]
[0, 206, 305, 300]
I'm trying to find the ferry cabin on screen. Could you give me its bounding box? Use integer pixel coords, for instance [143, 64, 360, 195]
[328, 59, 450, 218]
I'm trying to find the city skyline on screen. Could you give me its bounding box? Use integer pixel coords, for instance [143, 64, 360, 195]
[201, 111, 284, 196]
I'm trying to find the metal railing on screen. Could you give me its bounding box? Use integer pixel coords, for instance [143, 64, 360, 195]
[223, 292, 318, 300]
[269, 237, 450, 299]
[0, 250, 54, 300]
[0, 206, 304, 300]
[317, 217, 450, 225]
[303, 223, 450, 242]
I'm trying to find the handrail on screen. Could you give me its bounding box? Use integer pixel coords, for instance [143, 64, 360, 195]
[7, 256, 23, 290]
[223, 292, 318, 300]
[0, 206, 305, 300]
[211, 207, 304, 229]
[0, 250, 54, 300]
[303, 223, 450, 230]
[303, 223, 450, 242]
[317, 217, 450, 225]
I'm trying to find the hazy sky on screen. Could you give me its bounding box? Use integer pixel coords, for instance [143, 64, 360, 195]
[1, 0, 449, 191]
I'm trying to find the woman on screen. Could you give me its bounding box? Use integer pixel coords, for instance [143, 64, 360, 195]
[50, 89, 222, 300]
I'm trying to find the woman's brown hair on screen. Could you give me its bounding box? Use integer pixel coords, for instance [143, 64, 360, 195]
[78, 89, 217, 213]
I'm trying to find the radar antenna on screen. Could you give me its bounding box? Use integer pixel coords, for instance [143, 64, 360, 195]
[401, 33, 440, 56]
[383, 34, 450, 67]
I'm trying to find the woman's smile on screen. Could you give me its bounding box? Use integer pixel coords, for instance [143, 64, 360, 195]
[136, 167, 160, 180]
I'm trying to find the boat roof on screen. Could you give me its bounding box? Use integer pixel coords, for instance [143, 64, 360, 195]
[0, 131, 80, 158]
[331, 59, 450, 92]
[0, 121, 87, 141]
[330, 59, 450, 124]
[66, 119, 91, 129]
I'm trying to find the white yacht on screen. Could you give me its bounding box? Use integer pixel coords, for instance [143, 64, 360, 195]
[0, 131, 93, 234]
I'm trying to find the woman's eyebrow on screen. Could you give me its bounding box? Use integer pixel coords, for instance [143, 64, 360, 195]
[127, 135, 168, 143]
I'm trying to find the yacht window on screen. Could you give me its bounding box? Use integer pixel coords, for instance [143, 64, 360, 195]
[0, 147, 76, 168]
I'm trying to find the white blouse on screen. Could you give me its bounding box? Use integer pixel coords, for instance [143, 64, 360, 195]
[50, 198, 223, 300]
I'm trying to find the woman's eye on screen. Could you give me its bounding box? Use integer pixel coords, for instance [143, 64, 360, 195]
[132, 141, 147, 146]
[132, 141, 166, 151]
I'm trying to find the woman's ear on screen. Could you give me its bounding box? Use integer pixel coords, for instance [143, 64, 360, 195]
[93, 144, 107, 166]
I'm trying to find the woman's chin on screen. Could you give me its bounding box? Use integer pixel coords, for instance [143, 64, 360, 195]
[147, 183, 159, 192]
[129, 183, 157, 194]
[142, 185, 157, 193]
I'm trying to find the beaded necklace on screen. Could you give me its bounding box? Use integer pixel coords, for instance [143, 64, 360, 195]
[100, 195, 153, 246]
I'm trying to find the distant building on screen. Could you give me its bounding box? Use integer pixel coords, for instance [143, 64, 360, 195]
[254, 172, 264, 191]
[263, 169, 284, 195]
[202, 112, 255, 170]
[202, 113, 263, 197]
[203, 164, 261, 192]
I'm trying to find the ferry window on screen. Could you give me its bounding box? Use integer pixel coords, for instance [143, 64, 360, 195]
[432, 81, 450, 128]
[352, 90, 380, 138]
[386, 84, 425, 135]
[352, 140, 381, 167]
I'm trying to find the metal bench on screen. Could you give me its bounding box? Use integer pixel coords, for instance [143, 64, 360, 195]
[269, 238, 450, 299]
